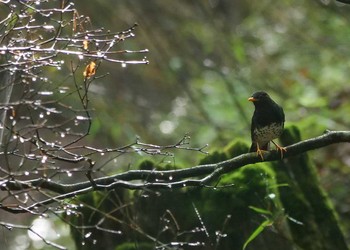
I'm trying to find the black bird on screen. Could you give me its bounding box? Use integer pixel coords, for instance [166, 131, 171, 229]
[248, 91, 286, 160]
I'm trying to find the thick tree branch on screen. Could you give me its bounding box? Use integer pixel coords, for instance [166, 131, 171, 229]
[2, 130, 349, 206]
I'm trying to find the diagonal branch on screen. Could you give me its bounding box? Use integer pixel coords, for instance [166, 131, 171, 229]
[2, 130, 349, 208]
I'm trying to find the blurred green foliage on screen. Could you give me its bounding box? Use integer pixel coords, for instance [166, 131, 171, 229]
[72, 0, 350, 247]
[74, 0, 350, 148]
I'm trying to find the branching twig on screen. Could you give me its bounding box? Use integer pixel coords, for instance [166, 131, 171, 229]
[0, 221, 66, 250]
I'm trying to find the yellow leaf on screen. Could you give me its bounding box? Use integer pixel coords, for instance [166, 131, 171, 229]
[83, 61, 96, 78]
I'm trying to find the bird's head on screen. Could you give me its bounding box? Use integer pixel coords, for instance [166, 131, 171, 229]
[248, 91, 271, 103]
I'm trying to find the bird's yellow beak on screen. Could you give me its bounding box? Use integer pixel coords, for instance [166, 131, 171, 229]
[248, 97, 257, 102]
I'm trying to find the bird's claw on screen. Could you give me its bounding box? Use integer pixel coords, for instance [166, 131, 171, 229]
[272, 141, 287, 159]
[277, 146, 287, 159]
[255, 144, 266, 161]
[256, 148, 265, 161]
[255, 142, 286, 160]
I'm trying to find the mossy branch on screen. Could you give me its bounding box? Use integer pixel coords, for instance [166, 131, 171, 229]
[1, 130, 350, 213]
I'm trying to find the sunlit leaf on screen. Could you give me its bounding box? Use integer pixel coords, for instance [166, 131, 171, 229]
[83, 61, 96, 78]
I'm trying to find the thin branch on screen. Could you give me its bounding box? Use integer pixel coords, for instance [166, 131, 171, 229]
[0, 221, 66, 250]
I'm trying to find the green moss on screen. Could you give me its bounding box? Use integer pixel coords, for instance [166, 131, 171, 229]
[273, 125, 348, 250]
[199, 150, 228, 165]
[138, 159, 155, 170]
[224, 139, 250, 158]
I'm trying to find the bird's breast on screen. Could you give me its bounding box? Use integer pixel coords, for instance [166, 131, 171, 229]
[252, 122, 284, 144]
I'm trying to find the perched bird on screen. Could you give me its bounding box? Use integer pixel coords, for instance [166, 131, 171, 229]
[248, 91, 286, 160]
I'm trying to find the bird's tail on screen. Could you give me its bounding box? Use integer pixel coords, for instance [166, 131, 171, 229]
[249, 142, 269, 152]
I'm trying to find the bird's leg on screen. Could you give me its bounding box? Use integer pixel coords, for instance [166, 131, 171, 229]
[256, 143, 265, 161]
[271, 140, 287, 159]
